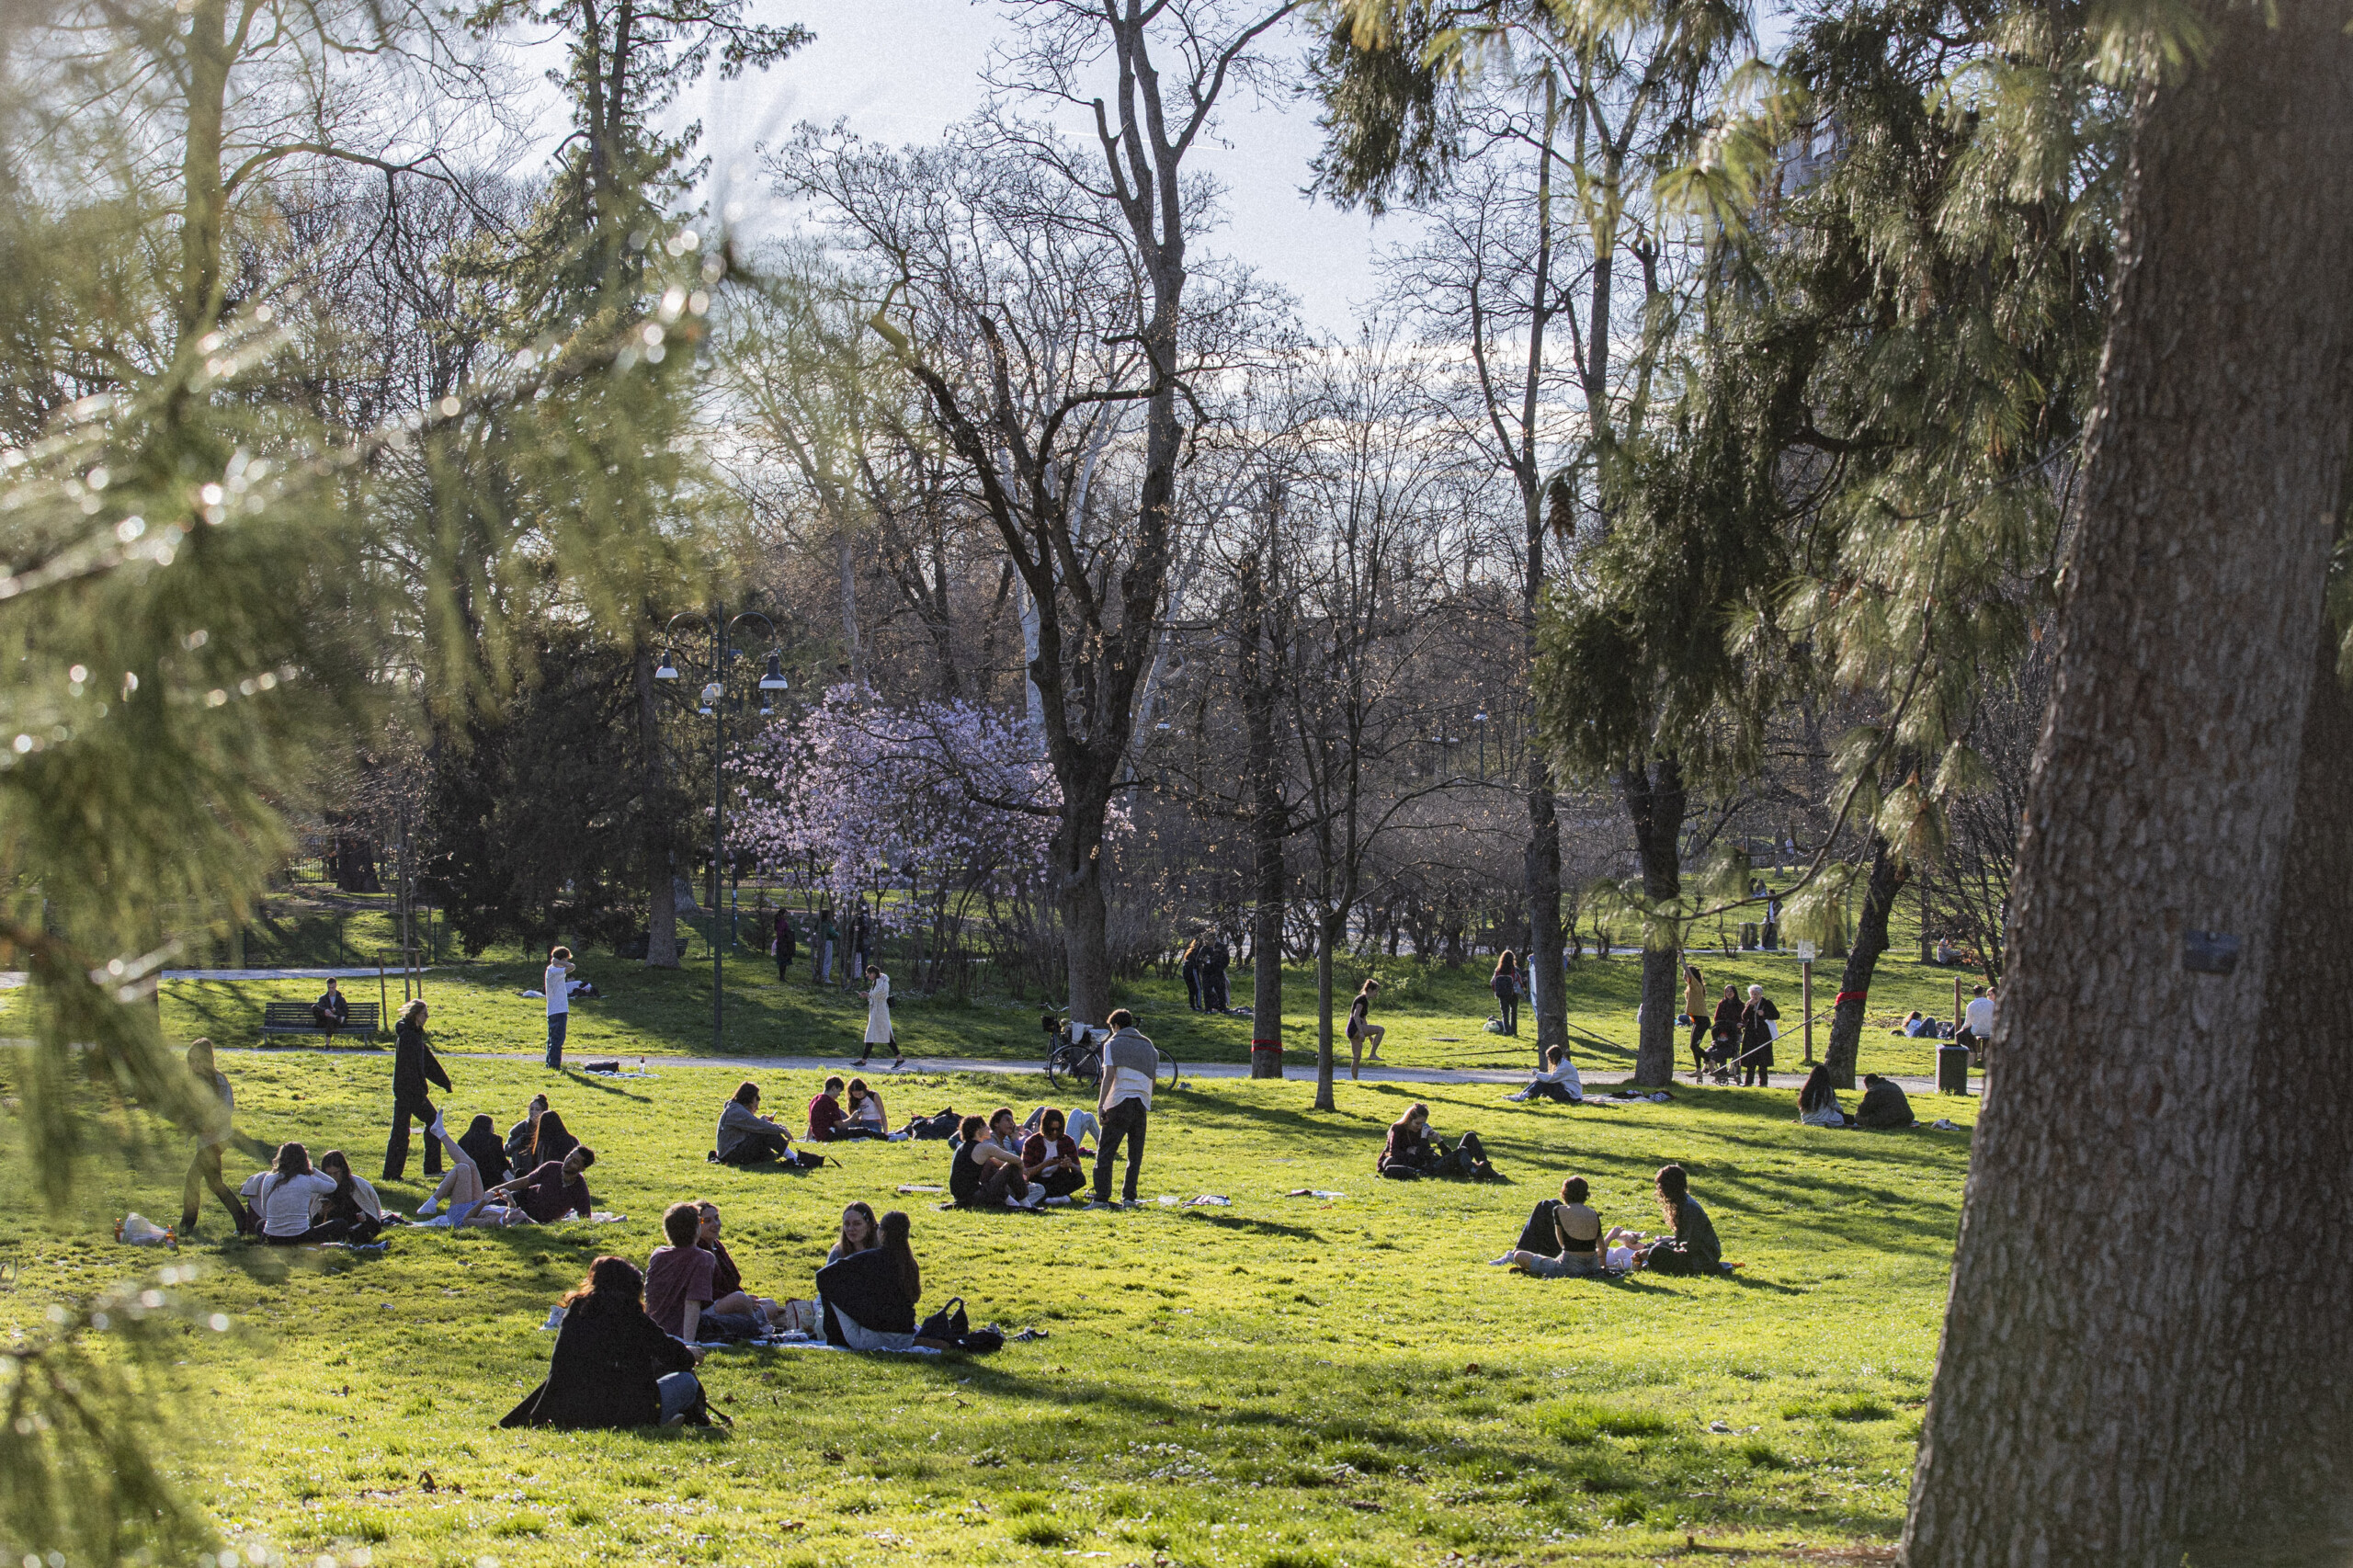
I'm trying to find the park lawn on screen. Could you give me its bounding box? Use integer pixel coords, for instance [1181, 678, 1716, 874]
[0, 1051, 1979, 1567]
[131, 949, 1986, 1083]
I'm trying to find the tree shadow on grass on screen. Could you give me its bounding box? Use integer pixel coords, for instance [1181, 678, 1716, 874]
[553, 1071, 654, 1104]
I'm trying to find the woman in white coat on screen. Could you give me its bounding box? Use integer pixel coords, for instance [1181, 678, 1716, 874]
[853, 964, 903, 1071]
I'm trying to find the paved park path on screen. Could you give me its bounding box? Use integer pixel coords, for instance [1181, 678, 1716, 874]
[210, 1041, 1966, 1098]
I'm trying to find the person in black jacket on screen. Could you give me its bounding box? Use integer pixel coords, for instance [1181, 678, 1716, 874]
[813, 1210, 955, 1351]
[381, 998, 451, 1182]
[773, 908, 797, 983]
[1738, 984, 1780, 1087]
[501, 1256, 708, 1429]
[456, 1113, 510, 1187]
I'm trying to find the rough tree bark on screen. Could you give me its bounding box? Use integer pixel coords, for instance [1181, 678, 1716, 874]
[1902, 4, 2353, 1559]
[1823, 832, 1907, 1089]
[1238, 548, 1286, 1078]
[634, 645, 679, 968]
[1621, 756, 1685, 1085]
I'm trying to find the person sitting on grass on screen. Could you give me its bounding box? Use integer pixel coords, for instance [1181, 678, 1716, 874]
[529, 1107, 579, 1170]
[239, 1142, 341, 1244]
[691, 1201, 784, 1338]
[1376, 1104, 1496, 1181]
[501, 1255, 708, 1429]
[838, 1079, 894, 1141]
[1798, 1062, 1854, 1127]
[714, 1081, 805, 1165]
[504, 1094, 549, 1170]
[1894, 1011, 1927, 1037]
[458, 1113, 510, 1187]
[827, 1200, 881, 1264]
[313, 1150, 385, 1243]
[1021, 1108, 1088, 1200]
[483, 1143, 597, 1223]
[808, 1076, 849, 1142]
[949, 1114, 1038, 1208]
[1635, 1164, 1722, 1276]
[413, 1114, 534, 1225]
[813, 1210, 956, 1351]
[1854, 1074, 1919, 1130]
[1488, 1176, 1607, 1276]
[1506, 1045, 1583, 1104]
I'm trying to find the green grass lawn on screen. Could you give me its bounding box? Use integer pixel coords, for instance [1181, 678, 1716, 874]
[0, 1051, 1977, 1567]
[125, 947, 1987, 1083]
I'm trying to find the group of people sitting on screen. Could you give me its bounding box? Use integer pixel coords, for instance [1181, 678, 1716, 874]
[1376, 1103, 1499, 1181]
[1795, 1064, 1920, 1129]
[710, 1076, 916, 1169]
[506, 1197, 967, 1430]
[1489, 1165, 1723, 1278]
[945, 1105, 1096, 1208]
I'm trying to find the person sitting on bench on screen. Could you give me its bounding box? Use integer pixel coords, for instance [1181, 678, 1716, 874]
[1854, 1074, 1919, 1129]
[1488, 1176, 1607, 1276]
[1506, 1046, 1583, 1104]
[311, 978, 350, 1035]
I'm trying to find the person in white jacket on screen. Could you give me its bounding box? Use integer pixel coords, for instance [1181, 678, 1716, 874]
[854, 965, 902, 1070]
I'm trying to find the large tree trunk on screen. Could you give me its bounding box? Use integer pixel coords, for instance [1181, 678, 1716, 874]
[1822, 832, 1907, 1089]
[634, 646, 679, 969]
[1621, 757, 1685, 1085]
[1902, 5, 2353, 1559]
[1239, 551, 1285, 1078]
[1313, 915, 1338, 1112]
[1058, 812, 1112, 1024]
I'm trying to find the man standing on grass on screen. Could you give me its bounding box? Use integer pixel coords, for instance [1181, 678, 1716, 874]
[544, 945, 575, 1070]
[1091, 1008, 1155, 1208]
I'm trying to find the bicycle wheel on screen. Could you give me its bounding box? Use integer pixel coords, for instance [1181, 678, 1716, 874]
[1155, 1048, 1181, 1089]
[1045, 1042, 1076, 1092]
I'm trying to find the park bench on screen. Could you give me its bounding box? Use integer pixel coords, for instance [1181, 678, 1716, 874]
[259, 1000, 381, 1040]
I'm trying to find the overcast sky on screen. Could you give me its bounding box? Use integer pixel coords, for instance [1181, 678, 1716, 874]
[671, 0, 1393, 335]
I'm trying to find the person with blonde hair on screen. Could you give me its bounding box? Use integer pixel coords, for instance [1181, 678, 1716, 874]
[381, 998, 449, 1183]
[1347, 979, 1385, 1078]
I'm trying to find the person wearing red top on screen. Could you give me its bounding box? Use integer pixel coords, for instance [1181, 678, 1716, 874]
[644, 1202, 720, 1342]
[1020, 1108, 1087, 1199]
[807, 1076, 848, 1142]
[488, 1145, 597, 1222]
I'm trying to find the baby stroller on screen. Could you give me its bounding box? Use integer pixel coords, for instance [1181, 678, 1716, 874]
[1700, 1034, 1741, 1084]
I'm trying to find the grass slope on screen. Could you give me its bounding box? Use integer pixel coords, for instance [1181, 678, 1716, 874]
[132, 949, 1985, 1083]
[0, 1053, 1974, 1567]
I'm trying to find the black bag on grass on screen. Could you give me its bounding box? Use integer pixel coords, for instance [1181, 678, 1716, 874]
[919, 1296, 969, 1342]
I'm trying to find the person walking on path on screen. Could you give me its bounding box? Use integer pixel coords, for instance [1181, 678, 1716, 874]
[178, 1039, 244, 1234]
[1091, 1008, 1156, 1207]
[816, 906, 837, 985]
[1684, 965, 1711, 1079]
[854, 964, 902, 1070]
[1180, 937, 1204, 1011]
[1492, 951, 1522, 1035]
[1347, 979, 1385, 1078]
[543, 946, 576, 1069]
[773, 909, 797, 983]
[382, 998, 450, 1181]
[1739, 983, 1779, 1087]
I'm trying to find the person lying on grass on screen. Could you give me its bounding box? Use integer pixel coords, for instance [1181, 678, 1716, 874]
[949, 1114, 1040, 1208]
[1798, 1063, 1854, 1128]
[415, 1114, 559, 1225]
[1489, 1176, 1608, 1276]
[1376, 1104, 1496, 1181]
[502, 1254, 709, 1430]
[483, 1142, 597, 1223]
[1505, 1046, 1583, 1105]
[1021, 1108, 1089, 1199]
[827, 1200, 881, 1264]
[1854, 1074, 1919, 1130]
[813, 1209, 958, 1352]
[1635, 1164, 1722, 1276]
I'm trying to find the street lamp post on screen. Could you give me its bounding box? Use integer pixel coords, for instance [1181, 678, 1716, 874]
[655, 604, 790, 1052]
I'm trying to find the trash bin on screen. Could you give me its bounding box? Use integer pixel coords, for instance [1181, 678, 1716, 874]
[1937, 1043, 1972, 1095]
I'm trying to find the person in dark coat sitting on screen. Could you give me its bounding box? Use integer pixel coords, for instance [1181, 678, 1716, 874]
[311, 977, 350, 1035]
[1636, 1164, 1723, 1276]
[456, 1113, 510, 1187]
[502, 1255, 707, 1429]
[1854, 1074, 1919, 1130]
[813, 1209, 955, 1351]
[382, 999, 449, 1181]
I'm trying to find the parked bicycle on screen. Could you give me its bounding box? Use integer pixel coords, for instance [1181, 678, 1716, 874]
[1040, 1011, 1180, 1091]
